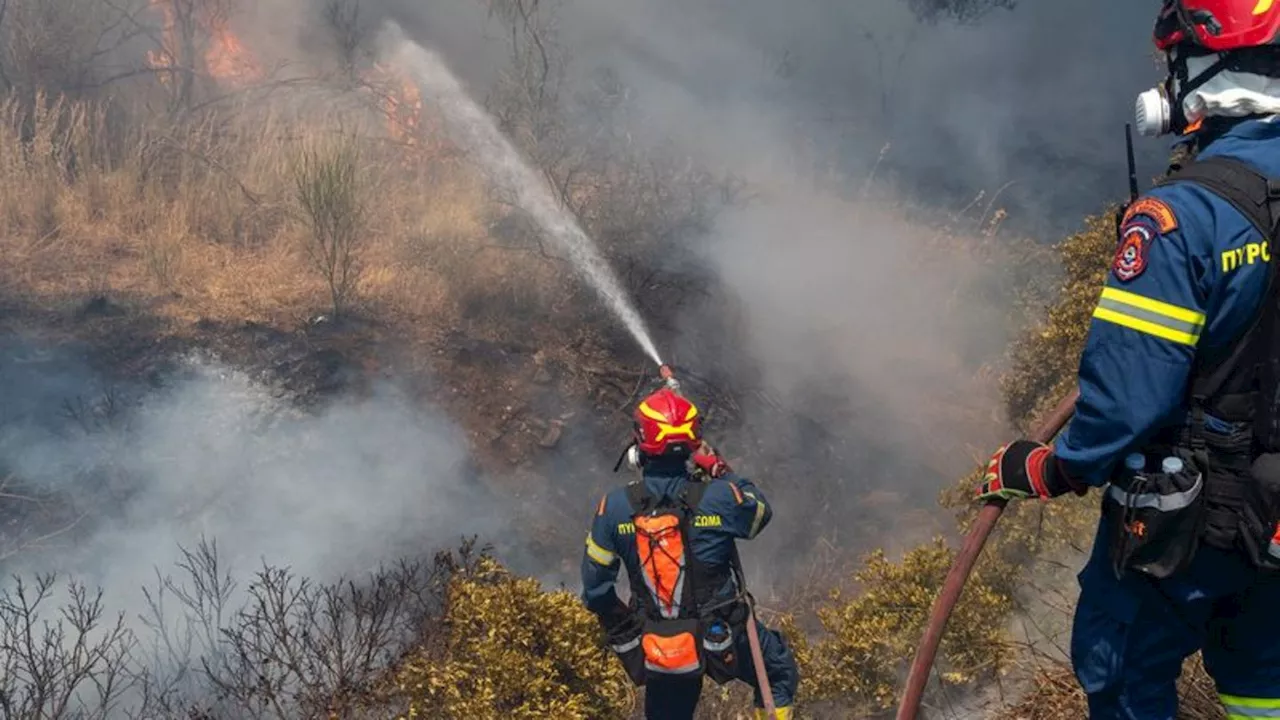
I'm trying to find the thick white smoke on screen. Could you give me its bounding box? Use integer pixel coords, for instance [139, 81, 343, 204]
[0, 347, 499, 606]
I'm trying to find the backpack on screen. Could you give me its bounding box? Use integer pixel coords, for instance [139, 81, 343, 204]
[613, 478, 743, 684]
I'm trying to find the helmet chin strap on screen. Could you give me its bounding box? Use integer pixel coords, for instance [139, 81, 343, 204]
[1168, 49, 1232, 133]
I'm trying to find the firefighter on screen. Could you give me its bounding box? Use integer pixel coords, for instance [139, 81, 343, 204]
[975, 2, 1280, 717]
[580, 371, 799, 719]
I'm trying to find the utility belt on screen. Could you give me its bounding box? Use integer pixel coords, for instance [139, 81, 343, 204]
[1103, 411, 1280, 579]
[606, 595, 748, 687]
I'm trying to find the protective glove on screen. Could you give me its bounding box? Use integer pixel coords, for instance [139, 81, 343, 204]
[693, 442, 731, 478]
[975, 439, 1085, 502]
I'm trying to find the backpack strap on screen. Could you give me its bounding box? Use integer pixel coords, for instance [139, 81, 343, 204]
[678, 480, 709, 517]
[1153, 155, 1280, 447]
[674, 481, 712, 616]
[1154, 155, 1280, 242]
[624, 479, 654, 514]
[623, 477, 716, 618]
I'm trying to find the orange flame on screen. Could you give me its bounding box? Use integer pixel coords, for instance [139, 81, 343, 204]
[371, 62, 424, 146]
[147, 0, 177, 87]
[204, 24, 262, 84]
[147, 0, 261, 88]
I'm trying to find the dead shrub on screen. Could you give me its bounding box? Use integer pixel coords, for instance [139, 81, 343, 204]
[292, 129, 368, 317]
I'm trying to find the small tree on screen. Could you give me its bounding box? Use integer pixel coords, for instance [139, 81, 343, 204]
[292, 131, 366, 317]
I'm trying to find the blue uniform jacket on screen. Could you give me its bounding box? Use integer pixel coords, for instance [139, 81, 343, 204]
[1056, 116, 1280, 485]
[581, 468, 773, 616]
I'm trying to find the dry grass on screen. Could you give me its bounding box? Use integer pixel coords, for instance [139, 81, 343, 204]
[0, 89, 549, 343]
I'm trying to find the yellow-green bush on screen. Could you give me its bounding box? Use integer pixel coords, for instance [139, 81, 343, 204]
[396, 556, 634, 720]
[1002, 208, 1118, 432]
[798, 538, 1012, 711]
[787, 207, 1122, 713]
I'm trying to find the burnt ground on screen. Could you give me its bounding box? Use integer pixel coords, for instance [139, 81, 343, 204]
[0, 289, 654, 580]
[0, 284, 973, 606]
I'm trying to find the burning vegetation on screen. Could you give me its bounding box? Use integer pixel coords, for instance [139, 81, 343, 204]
[147, 0, 262, 90]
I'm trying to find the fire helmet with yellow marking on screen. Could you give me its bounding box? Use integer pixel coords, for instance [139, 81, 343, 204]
[632, 387, 702, 460]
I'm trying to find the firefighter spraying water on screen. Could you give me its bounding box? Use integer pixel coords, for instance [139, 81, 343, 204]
[581, 364, 798, 720]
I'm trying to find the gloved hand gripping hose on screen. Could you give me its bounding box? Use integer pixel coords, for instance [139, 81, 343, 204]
[895, 388, 1080, 720]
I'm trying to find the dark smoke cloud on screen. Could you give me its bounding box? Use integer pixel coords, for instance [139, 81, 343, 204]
[342, 0, 1170, 234]
[548, 0, 1166, 235]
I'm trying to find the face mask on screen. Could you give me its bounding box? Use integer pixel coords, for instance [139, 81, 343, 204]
[1135, 48, 1237, 138]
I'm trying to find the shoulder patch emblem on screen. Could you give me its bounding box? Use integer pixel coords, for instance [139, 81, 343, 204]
[1112, 225, 1151, 282]
[1121, 197, 1179, 234]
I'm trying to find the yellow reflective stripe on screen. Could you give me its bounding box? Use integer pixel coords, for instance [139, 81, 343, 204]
[1092, 287, 1206, 347]
[1101, 287, 1205, 324]
[744, 491, 766, 539]
[1222, 695, 1280, 708]
[1222, 694, 1280, 718]
[585, 533, 616, 566]
[1093, 306, 1200, 346]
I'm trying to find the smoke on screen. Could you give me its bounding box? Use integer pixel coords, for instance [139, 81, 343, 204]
[302, 0, 1167, 233]
[543, 0, 1164, 234]
[321, 0, 1164, 563]
[1, 0, 1174, 617]
[0, 339, 504, 610]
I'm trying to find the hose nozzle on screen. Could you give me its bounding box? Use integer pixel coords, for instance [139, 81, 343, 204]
[658, 364, 681, 392]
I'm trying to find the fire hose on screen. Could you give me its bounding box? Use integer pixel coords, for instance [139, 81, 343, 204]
[662, 364, 778, 718]
[745, 600, 778, 719]
[895, 387, 1080, 720]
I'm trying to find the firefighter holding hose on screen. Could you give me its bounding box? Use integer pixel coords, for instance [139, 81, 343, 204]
[972, 2, 1280, 717]
[580, 366, 799, 719]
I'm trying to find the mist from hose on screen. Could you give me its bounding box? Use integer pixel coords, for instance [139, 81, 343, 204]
[379, 24, 663, 367]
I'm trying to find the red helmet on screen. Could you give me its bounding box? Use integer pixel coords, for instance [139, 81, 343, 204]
[1155, 0, 1280, 52]
[632, 389, 702, 457]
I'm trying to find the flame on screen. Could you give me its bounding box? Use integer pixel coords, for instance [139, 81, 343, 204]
[370, 62, 424, 146]
[147, 0, 262, 88]
[147, 0, 177, 88]
[204, 23, 262, 84]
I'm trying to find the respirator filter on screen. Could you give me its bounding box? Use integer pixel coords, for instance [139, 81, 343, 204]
[1135, 87, 1173, 137]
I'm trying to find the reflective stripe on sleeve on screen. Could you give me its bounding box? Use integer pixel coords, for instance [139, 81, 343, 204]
[1092, 287, 1205, 346]
[1221, 694, 1280, 719]
[744, 491, 767, 539]
[586, 533, 616, 566]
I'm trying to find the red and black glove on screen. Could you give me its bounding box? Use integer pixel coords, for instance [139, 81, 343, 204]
[693, 442, 731, 478]
[974, 440, 1085, 502]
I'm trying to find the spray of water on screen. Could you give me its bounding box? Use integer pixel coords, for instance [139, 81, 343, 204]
[380, 24, 664, 367]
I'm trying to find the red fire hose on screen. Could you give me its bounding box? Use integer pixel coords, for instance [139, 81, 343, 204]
[895, 388, 1080, 720]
